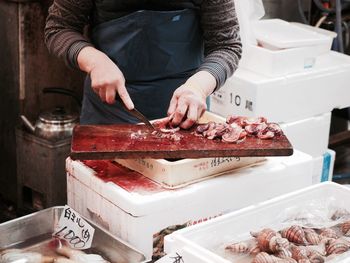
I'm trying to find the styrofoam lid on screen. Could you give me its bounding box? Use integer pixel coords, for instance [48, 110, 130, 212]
[253, 19, 334, 49]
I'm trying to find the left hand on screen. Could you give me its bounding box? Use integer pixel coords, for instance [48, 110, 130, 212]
[167, 82, 207, 129]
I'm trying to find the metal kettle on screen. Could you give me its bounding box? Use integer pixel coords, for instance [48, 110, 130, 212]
[20, 87, 81, 141]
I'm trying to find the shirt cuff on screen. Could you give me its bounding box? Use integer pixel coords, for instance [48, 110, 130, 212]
[67, 41, 94, 69]
[197, 62, 227, 92]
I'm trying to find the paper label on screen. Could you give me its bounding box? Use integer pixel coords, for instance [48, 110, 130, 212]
[53, 205, 95, 249]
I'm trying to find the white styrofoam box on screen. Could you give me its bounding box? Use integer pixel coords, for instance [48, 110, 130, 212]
[312, 149, 336, 184]
[66, 150, 313, 260]
[253, 19, 334, 50]
[162, 182, 350, 263]
[116, 111, 265, 188]
[210, 51, 350, 123]
[234, 0, 336, 76]
[239, 44, 326, 77]
[280, 112, 331, 157]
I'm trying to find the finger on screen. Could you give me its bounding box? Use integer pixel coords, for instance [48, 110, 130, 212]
[105, 86, 116, 104]
[199, 106, 206, 119]
[117, 85, 134, 110]
[99, 87, 106, 102]
[180, 104, 198, 129]
[171, 99, 188, 127]
[167, 92, 180, 116]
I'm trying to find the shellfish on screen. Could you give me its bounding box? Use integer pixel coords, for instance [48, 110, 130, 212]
[225, 241, 249, 254]
[269, 236, 290, 253]
[274, 247, 292, 259]
[249, 243, 262, 256]
[280, 225, 308, 245]
[290, 245, 310, 261]
[251, 228, 279, 252]
[325, 238, 349, 255]
[252, 252, 281, 263]
[340, 220, 350, 236]
[303, 228, 322, 245]
[319, 228, 339, 239]
[308, 253, 325, 263]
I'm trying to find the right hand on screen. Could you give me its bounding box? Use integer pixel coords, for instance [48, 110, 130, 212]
[78, 47, 134, 110]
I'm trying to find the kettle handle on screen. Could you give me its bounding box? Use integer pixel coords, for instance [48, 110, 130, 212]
[42, 87, 82, 107]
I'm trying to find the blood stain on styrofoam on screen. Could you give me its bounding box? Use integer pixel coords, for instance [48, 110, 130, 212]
[81, 160, 165, 194]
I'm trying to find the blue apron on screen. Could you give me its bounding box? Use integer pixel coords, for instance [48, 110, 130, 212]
[80, 9, 204, 124]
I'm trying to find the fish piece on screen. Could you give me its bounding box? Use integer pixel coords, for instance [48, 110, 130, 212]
[226, 115, 246, 126]
[222, 126, 244, 143]
[268, 123, 282, 135]
[195, 123, 210, 134]
[257, 130, 275, 140]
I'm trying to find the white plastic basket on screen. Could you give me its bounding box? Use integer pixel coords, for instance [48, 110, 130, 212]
[163, 182, 350, 263]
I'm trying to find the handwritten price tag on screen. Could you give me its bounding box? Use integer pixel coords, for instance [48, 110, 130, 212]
[53, 205, 95, 249]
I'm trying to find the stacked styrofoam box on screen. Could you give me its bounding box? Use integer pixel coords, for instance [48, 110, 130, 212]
[234, 0, 336, 77]
[312, 149, 336, 184]
[66, 150, 312, 261]
[161, 183, 350, 263]
[209, 52, 350, 124]
[209, 52, 350, 187]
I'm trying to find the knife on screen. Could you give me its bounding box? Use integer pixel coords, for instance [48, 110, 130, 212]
[128, 107, 156, 130]
[115, 95, 156, 130]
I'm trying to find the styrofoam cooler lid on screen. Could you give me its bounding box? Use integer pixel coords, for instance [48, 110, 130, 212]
[252, 19, 334, 49]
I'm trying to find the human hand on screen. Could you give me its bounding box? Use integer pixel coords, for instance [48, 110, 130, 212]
[78, 47, 134, 109]
[167, 82, 207, 129]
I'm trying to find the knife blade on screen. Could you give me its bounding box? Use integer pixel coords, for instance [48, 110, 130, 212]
[128, 107, 156, 130]
[115, 95, 156, 130]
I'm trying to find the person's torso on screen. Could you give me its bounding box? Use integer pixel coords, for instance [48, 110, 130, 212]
[91, 0, 202, 25]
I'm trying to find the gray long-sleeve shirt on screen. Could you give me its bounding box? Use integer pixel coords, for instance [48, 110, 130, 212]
[44, 0, 242, 89]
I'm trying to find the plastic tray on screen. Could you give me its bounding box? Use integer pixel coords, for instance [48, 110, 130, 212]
[0, 206, 147, 263]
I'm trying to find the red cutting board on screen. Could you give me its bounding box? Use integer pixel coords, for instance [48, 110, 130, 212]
[70, 124, 293, 160]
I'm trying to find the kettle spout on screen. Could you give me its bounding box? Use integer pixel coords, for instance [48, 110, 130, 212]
[20, 115, 35, 133]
